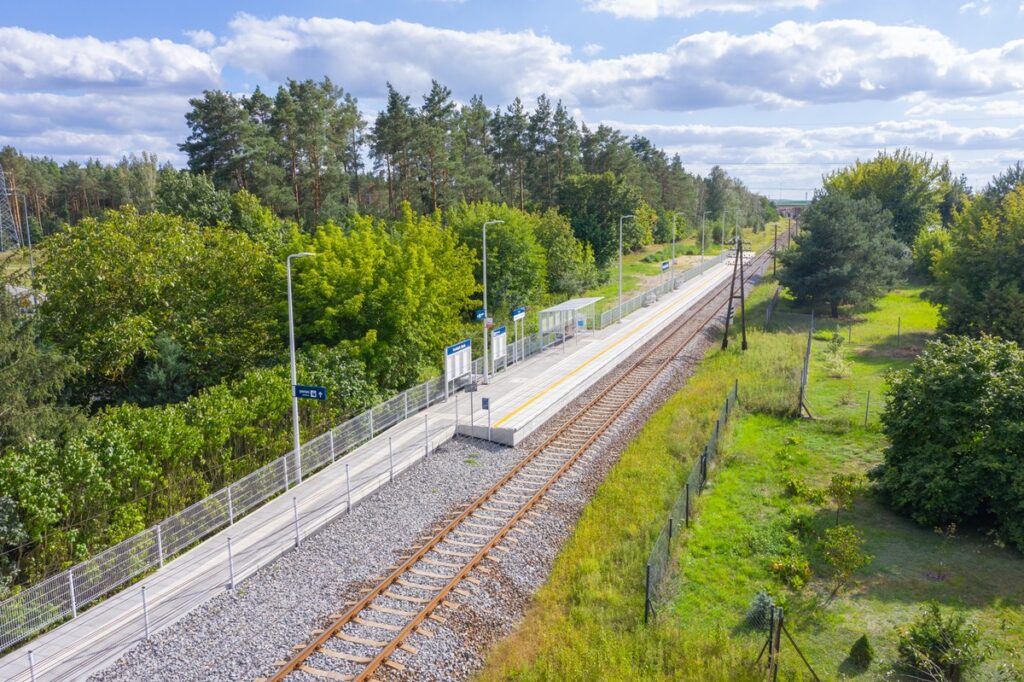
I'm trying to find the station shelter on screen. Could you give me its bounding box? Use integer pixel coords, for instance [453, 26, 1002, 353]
[539, 297, 602, 350]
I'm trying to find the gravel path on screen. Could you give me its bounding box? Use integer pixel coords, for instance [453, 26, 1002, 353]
[91, 270, 757, 682]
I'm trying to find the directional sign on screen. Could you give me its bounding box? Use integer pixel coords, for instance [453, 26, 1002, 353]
[512, 306, 526, 321]
[445, 339, 472, 384]
[577, 318, 585, 328]
[293, 384, 327, 401]
[661, 260, 670, 271]
[482, 397, 490, 410]
[473, 308, 486, 321]
[491, 325, 507, 361]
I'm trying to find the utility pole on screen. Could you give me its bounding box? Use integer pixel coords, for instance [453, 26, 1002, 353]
[0, 165, 22, 253]
[773, 222, 778, 276]
[721, 234, 748, 351]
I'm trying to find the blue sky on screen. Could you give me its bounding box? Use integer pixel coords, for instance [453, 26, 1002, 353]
[2, 0, 1023, 198]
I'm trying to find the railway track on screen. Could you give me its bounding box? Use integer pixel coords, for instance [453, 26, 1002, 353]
[262, 238, 786, 682]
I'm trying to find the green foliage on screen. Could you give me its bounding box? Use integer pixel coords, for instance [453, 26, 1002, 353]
[290, 204, 476, 389]
[827, 472, 866, 525]
[779, 188, 904, 317]
[555, 172, 656, 267]
[894, 604, 985, 681]
[38, 207, 281, 404]
[746, 590, 775, 629]
[819, 524, 872, 601]
[783, 476, 827, 505]
[447, 202, 547, 313]
[849, 634, 874, 669]
[533, 209, 601, 297]
[879, 335, 1024, 551]
[0, 285, 81, 449]
[823, 333, 851, 378]
[770, 553, 813, 590]
[155, 167, 231, 226]
[933, 186, 1024, 344]
[824, 149, 945, 244]
[983, 161, 1024, 205]
[912, 226, 951, 280]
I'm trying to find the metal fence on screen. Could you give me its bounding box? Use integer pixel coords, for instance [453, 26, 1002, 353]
[644, 380, 738, 622]
[598, 253, 728, 329]
[0, 251, 724, 654]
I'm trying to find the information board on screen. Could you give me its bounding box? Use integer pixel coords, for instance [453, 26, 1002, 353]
[445, 339, 472, 383]
[512, 306, 526, 321]
[661, 260, 670, 271]
[491, 326, 507, 361]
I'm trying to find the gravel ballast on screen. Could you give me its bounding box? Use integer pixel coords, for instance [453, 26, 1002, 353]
[91, 271, 759, 682]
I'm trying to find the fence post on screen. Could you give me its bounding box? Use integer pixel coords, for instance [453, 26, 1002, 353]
[329, 430, 336, 464]
[388, 436, 394, 482]
[141, 586, 151, 640]
[369, 408, 374, 437]
[864, 390, 871, 427]
[734, 378, 739, 402]
[68, 569, 77, 618]
[292, 497, 300, 548]
[897, 316, 901, 345]
[668, 517, 674, 548]
[455, 392, 459, 429]
[282, 455, 290, 491]
[426, 380, 431, 408]
[424, 413, 429, 456]
[227, 537, 236, 589]
[345, 463, 352, 512]
[156, 523, 164, 568]
[227, 486, 234, 526]
[404, 391, 409, 419]
[644, 563, 652, 624]
[685, 483, 690, 527]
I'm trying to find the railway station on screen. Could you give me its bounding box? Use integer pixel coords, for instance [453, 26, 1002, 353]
[0, 252, 753, 682]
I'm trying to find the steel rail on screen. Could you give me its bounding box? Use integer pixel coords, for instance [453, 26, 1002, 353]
[267, 240, 784, 682]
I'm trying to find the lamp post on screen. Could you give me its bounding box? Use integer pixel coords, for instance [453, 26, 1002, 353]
[701, 210, 711, 273]
[671, 212, 682, 287]
[482, 220, 503, 383]
[287, 251, 315, 486]
[618, 214, 635, 324]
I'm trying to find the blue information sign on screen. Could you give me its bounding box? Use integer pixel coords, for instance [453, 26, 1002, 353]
[661, 260, 670, 271]
[446, 339, 472, 355]
[474, 308, 486, 321]
[512, 306, 526, 321]
[294, 384, 327, 401]
[482, 397, 490, 410]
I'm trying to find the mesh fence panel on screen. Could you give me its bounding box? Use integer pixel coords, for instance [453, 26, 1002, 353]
[72, 528, 160, 606]
[0, 571, 73, 650]
[645, 382, 738, 617]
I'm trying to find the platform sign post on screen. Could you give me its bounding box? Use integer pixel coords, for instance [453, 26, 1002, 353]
[483, 397, 492, 440]
[661, 260, 670, 287]
[491, 326, 507, 373]
[512, 306, 526, 364]
[444, 339, 472, 400]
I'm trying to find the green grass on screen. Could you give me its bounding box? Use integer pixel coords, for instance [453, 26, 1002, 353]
[477, 280, 1024, 680]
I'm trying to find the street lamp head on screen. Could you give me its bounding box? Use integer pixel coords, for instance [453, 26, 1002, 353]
[483, 220, 504, 226]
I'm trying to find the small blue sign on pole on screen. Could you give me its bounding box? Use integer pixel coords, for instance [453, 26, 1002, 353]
[512, 306, 527, 321]
[293, 384, 327, 401]
[474, 308, 486, 321]
[661, 260, 670, 271]
[482, 397, 490, 410]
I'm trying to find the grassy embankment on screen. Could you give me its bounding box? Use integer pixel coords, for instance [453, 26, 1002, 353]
[478, 280, 1024, 680]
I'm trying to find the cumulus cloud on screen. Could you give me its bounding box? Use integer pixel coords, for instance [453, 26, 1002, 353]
[184, 29, 217, 48]
[581, 43, 604, 56]
[585, 0, 822, 19]
[211, 14, 572, 102]
[959, 1, 992, 15]
[0, 27, 219, 92]
[212, 16, 1024, 111]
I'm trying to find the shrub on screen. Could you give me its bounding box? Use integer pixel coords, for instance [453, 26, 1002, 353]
[770, 554, 812, 590]
[783, 476, 826, 505]
[879, 335, 1024, 551]
[823, 333, 852, 378]
[912, 226, 950, 280]
[848, 634, 874, 669]
[819, 525, 872, 602]
[746, 590, 775, 629]
[893, 604, 985, 681]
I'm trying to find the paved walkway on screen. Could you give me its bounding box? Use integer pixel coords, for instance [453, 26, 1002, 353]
[0, 258, 735, 682]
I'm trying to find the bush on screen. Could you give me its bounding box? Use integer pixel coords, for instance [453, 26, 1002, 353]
[912, 226, 950, 280]
[783, 476, 826, 505]
[746, 590, 775, 629]
[879, 335, 1024, 551]
[823, 333, 851, 378]
[819, 525, 872, 602]
[893, 604, 985, 681]
[769, 554, 812, 590]
[849, 634, 874, 669]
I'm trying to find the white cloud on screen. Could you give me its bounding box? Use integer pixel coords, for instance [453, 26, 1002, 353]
[212, 14, 572, 102]
[0, 27, 219, 92]
[959, 0, 992, 14]
[184, 29, 217, 48]
[581, 43, 604, 56]
[213, 16, 1024, 111]
[585, 0, 821, 19]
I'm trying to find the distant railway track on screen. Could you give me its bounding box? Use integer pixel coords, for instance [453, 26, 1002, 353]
[262, 236, 787, 682]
